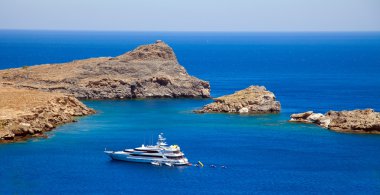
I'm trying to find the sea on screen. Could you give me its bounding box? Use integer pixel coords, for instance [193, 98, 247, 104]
[0, 30, 380, 194]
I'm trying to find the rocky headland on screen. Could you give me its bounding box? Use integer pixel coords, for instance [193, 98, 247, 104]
[0, 87, 95, 142]
[0, 40, 210, 99]
[196, 85, 281, 114]
[0, 40, 211, 143]
[290, 109, 380, 134]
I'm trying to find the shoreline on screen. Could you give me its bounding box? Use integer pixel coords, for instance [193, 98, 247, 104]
[0, 87, 95, 143]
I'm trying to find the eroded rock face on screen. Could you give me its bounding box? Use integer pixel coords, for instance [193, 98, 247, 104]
[290, 109, 380, 133]
[0, 87, 95, 142]
[326, 109, 380, 132]
[196, 86, 281, 114]
[0, 41, 210, 99]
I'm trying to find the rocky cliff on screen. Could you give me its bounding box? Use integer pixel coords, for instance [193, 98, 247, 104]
[290, 109, 380, 133]
[0, 87, 95, 142]
[196, 86, 281, 114]
[0, 41, 210, 99]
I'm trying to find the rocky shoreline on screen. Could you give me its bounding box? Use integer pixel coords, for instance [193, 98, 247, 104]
[0, 40, 211, 143]
[290, 109, 380, 134]
[1, 39, 379, 141]
[196, 86, 281, 114]
[0, 87, 95, 143]
[0, 40, 210, 99]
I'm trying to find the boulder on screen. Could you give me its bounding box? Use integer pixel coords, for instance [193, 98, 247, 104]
[0, 129, 15, 140]
[290, 111, 325, 123]
[290, 111, 314, 121]
[239, 107, 249, 113]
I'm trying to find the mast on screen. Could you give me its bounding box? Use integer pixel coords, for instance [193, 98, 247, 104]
[157, 133, 167, 146]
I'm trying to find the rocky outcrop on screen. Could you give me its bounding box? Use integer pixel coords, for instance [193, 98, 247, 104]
[0, 40, 210, 99]
[0, 87, 95, 142]
[196, 86, 281, 114]
[289, 111, 331, 128]
[290, 109, 380, 133]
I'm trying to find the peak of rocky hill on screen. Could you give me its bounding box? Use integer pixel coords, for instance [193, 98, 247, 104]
[0, 41, 210, 99]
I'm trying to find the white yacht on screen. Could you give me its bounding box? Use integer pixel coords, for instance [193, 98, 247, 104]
[104, 133, 190, 166]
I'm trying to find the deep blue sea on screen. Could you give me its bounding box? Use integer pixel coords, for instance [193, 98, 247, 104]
[0, 30, 380, 194]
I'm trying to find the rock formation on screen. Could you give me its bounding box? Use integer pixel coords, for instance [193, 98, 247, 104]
[196, 86, 281, 114]
[0, 40, 210, 99]
[290, 109, 380, 133]
[0, 87, 95, 142]
[289, 111, 331, 128]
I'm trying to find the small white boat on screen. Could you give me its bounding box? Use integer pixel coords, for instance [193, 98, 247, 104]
[105, 133, 189, 166]
[164, 162, 173, 167]
[151, 161, 161, 166]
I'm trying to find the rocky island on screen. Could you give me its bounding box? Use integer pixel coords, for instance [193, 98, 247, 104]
[0, 87, 95, 142]
[290, 109, 380, 134]
[196, 85, 281, 114]
[0, 40, 210, 99]
[0, 40, 211, 143]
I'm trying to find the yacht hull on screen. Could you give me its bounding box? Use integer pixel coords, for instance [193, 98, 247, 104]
[105, 151, 189, 166]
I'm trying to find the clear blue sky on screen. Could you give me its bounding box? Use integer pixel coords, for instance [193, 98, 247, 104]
[0, 0, 379, 32]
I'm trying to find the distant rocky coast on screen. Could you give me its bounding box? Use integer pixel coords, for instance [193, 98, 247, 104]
[290, 109, 380, 134]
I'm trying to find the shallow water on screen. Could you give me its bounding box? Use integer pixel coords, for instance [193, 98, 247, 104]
[0, 31, 380, 194]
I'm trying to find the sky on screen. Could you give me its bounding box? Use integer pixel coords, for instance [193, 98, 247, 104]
[0, 0, 379, 32]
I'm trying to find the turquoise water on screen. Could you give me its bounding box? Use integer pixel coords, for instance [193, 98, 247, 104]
[0, 31, 380, 194]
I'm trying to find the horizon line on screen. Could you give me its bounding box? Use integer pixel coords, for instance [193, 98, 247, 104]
[1, 28, 380, 33]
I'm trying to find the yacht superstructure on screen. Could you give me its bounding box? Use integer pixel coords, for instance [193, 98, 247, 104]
[104, 133, 189, 166]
